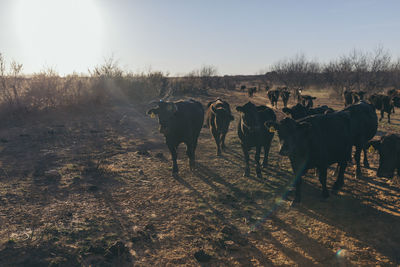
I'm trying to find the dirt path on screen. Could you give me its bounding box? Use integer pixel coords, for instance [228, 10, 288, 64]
[0, 89, 399, 266]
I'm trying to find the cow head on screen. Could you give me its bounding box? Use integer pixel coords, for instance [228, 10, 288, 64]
[282, 104, 308, 120]
[358, 91, 366, 100]
[236, 102, 260, 133]
[368, 135, 400, 179]
[266, 118, 311, 156]
[392, 96, 400, 108]
[147, 100, 178, 135]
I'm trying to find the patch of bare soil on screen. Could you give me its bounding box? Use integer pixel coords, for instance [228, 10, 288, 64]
[0, 89, 399, 266]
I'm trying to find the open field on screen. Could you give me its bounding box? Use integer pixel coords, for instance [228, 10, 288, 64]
[0, 88, 399, 266]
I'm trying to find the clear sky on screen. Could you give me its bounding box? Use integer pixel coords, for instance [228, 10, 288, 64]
[0, 0, 399, 75]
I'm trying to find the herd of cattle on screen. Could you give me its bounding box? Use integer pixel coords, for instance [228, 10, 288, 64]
[147, 88, 400, 205]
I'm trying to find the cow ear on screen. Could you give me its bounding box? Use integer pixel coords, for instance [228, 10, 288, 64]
[147, 108, 159, 116]
[312, 97, 317, 100]
[368, 140, 381, 153]
[236, 106, 244, 113]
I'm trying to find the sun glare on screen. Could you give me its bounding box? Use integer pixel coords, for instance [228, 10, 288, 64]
[13, 0, 104, 74]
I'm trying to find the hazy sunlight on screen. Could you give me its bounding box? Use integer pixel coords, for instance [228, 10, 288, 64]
[13, 0, 104, 74]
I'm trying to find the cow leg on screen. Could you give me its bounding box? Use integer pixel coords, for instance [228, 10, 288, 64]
[168, 143, 178, 174]
[220, 132, 227, 151]
[363, 147, 370, 168]
[332, 162, 347, 194]
[354, 146, 362, 179]
[388, 111, 391, 124]
[379, 109, 384, 121]
[262, 136, 273, 168]
[211, 129, 221, 156]
[242, 144, 250, 177]
[255, 145, 262, 178]
[318, 167, 329, 199]
[186, 143, 196, 171]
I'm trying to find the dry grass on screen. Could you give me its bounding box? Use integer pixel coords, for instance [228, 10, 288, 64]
[0, 88, 399, 266]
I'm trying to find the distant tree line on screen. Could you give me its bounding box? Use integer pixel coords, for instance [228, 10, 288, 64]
[267, 47, 400, 96]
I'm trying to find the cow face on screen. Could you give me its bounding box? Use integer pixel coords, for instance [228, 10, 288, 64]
[369, 135, 399, 178]
[147, 101, 177, 135]
[236, 102, 260, 133]
[392, 96, 400, 108]
[282, 104, 308, 120]
[267, 118, 311, 156]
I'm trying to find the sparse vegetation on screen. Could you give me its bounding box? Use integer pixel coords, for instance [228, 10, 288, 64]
[0, 50, 399, 266]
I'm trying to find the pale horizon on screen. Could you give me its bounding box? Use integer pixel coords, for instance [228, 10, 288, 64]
[1, 0, 400, 76]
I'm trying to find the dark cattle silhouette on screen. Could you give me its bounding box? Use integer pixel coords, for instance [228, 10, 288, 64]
[343, 101, 378, 178]
[280, 89, 291, 108]
[236, 102, 276, 178]
[344, 90, 354, 106]
[266, 113, 352, 204]
[300, 95, 317, 108]
[205, 98, 234, 156]
[267, 89, 280, 108]
[247, 87, 257, 97]
[282, 104, 334, 120]
[368, 94, 393, 123]
[369, 134, 400, 180]
[240, 85, 246, 91]
[147, 99, 204, 174]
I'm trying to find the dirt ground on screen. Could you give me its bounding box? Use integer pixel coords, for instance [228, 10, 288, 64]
[0, 88, 399, 266]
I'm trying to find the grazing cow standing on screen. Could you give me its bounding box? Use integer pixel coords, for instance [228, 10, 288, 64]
[343, 101, 378, 178]
[300, 95, 317, 108]
[147, 99, 204, 174]
[236, 102, 276, 178]
[368, 94, 393, 123]
[267, 89, 280, 108]
[266, 113, 352, 204]
[282, 104, 334, 120]
[368, 134, 400, 180]
[205, 98, 234, 156]
[240, 85, 246, 92]
[248, 87, 257, 97]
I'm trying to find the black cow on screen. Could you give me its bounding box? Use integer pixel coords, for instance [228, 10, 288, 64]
[344, 90, 354, 107]
[387, 89, 400, 113]
[352, 91, 366, 102]
[266, 112, 352, 204]
[368, 94, 393, 123]
[343, 101, 378, 178]
[280, 90, 291, 108]
[205, 98, 234, 156]
[267, 89, 280, 108]
[240, 85, 246, 91]
[282, 104, 334, 120]
[344, 90, 367, 106]
[368, 134, 400, 180]
[248, 87, 257, 97]
[236, 102, 276, 178]
[300, 95, 317, 108]
[294, 88, 303, 102]
[147, 99, 204, 174]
